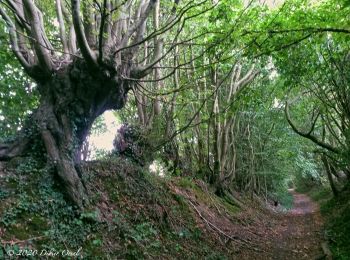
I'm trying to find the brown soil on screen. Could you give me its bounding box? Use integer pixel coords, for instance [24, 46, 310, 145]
[174, 184, 325, 260]
[237, 190, 325, 259]
[264, 190, 325, 260]
[0, 162, 326, 259]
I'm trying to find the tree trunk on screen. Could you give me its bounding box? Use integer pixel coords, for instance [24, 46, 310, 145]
[321, 155, 339, 197]
[0, 59, 130, 207]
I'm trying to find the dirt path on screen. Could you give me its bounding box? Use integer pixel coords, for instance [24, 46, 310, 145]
[266, 189, 325, 259]
[172, 182, 326, 259]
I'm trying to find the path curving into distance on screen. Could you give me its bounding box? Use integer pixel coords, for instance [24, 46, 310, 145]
[268, 189, 325, 260]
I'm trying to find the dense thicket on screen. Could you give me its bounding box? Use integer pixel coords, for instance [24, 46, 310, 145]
[0, 0, 349, 212]
[0, 0, 210, 206]
[1, 0, 350, 258]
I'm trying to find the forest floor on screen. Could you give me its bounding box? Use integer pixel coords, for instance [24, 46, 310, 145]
[0, 159, 330, 259]
[261, 190, 326, 259]
[170, 183, 327, 259]
[227, 189, 326, 259]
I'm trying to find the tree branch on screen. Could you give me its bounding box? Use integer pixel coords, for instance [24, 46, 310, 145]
[130, 1, 213, 79]
[284, 101, 339, 154]
[236, 65, 258, 88]
[0, 6, 33, 73]
[23, 0, 53, 73]
[117, 0, 157, 50]
[59, 0, 77, 53]
[71, 0, 97, 68]
[243, 27, 350, 36]
[4, 0, 31, 32]
[98, 0, 109, 63]
[55, 0, 69, 56]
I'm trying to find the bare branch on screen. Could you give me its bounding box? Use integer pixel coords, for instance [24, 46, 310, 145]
[0, 6, 32, 71]
[68, 24, 77, 54]
[152, 0, 161, 116]
[56, 0, 69, 56]
[23, 0, 53, 73]
[4, 0, 31, 32]
[59, 0, 77, 53]
[71, 0, 97, 68]
[236, 65, 259, 88]
[82, 0, 96, 46]
[117, 0, 157, 50]
[131, 1, 214, 78]
[98, 0, 111, 63]
[243, 27, 350, 36]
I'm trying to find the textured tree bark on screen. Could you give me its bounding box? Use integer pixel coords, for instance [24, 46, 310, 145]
[0, 59, 131, 207]
[211, 63, 258, 195]
[0, 0, 176, 208]
[321, 155, 339, 197]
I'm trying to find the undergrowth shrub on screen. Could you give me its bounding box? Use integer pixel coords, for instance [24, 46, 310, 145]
[320, 184, 350, 259]
[0, 155, 229, 259]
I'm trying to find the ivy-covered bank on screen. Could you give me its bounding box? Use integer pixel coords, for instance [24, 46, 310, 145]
[0, 156, 242, 259]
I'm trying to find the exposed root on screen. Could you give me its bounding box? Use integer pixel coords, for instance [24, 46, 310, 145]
[0, 138, 31, 161]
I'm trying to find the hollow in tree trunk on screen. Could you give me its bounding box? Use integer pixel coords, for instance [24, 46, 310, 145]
[0, 0, 175, 207]
[0, 60, 131, 207]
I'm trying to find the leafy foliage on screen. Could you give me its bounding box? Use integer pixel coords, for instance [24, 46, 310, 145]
[0, 25, 38, 139]
[0, 0, 349, 257]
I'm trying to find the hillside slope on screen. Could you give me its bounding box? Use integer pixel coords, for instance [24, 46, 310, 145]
[0, 157, 326, 259]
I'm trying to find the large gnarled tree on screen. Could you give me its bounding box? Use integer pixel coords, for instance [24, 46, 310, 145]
[0, 0, 197, 207]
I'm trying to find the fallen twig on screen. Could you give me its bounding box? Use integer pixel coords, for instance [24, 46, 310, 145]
[321, 241, 332, 260]
[0, 235, 46, 246]
[186, 198, 263, 252]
